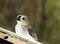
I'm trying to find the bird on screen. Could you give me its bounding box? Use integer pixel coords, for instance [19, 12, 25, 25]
[15, 15, 38, 41]
[15, 15, 43, 44]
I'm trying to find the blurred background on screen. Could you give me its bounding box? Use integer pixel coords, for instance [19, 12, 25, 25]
[0, 0, 60, 44]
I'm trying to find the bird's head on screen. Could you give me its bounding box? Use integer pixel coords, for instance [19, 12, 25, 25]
[16, 15, 29, 25]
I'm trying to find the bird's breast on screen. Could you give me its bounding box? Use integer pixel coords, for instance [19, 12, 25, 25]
[15, 24, 29, 36]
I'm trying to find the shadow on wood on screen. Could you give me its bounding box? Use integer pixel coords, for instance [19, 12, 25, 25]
[0, 38, 13, 44]
[0, 31, 28, 44]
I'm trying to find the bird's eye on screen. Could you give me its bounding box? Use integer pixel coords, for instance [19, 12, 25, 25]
[17, 16, 21, 20]
[22, 17, 25, 20]
[18, 16, 21, 19]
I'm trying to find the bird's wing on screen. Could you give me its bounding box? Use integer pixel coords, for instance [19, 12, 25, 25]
[28, 26, 38, 40]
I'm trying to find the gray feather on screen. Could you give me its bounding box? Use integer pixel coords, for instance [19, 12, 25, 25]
[28, 26, 38, 40]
